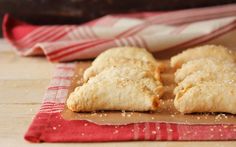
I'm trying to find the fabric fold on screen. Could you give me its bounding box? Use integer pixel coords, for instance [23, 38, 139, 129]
[2, 4, 236, 62]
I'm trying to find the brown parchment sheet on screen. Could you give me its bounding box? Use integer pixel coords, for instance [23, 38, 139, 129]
[61, 61, 236, 125]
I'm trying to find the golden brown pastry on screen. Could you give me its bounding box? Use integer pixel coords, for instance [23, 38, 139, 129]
[172, 45, 236, 114]
[175, 58, 236, 83]
[83, 47, 159, 81]
[91, 47, 158, 66]
[170, 45, 236, 69]
[84, 58, 160, 82]
[67, 47, 164, 112]
[67, 66, 163, 112]
[174, 82, 236, 114]
[174, 70, 236, 94]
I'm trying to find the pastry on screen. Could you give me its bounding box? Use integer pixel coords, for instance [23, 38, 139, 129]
[174, 70, 236, 94]
[84, 58, 160, 82]
[170, 45, 236, 68]
[67, 66, 163, 112]
[172, 45, 236, 114]
[67, 47, 164, 112]
[175, 58, 236, 83]
[91, 47, 158, 66]
[83, 47, 159, 81]
[174, 82, 236, 114]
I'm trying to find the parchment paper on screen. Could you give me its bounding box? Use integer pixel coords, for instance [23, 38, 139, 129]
[61, 61, 236, 125]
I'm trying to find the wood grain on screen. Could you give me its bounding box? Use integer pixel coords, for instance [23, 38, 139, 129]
[0, 39, 236, 146]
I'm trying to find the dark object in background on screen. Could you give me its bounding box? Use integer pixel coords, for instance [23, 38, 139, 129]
[0, 0, 236, 37]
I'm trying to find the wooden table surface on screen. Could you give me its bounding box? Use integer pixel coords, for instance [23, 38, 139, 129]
[0, 39, 235, 147]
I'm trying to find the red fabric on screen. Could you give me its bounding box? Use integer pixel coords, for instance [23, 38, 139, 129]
[2, 14, 38, 41]
[24, 64, 236, 143]
[25, 113, 236, 142]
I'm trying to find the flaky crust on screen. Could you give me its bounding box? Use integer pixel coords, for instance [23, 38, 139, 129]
[67, 66, 163, 112]
[92, 47, 158, 66]
[67, 47, 164, 112]
[174, 70, 236, 94]
[84, 58, 160, 82]
[83, 47, 159, 81]
[175, 58, 236, 83]
[170, 45, 236, 68]
[174, 82, 236, 114]
[173, 45, 236, 114]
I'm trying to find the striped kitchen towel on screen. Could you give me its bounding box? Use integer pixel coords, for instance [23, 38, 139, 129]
[2, 4, 236, 62]
[24, 63, 236, 142]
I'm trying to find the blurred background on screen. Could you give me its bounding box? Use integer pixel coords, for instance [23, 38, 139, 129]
[0, 0, 236, 37]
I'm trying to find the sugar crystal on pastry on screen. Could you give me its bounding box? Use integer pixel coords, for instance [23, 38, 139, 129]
[67, 66, 163, 112]
[172, 45, 236, 114]
[67, 47, 164, 112]
[170, 45, 236, 68]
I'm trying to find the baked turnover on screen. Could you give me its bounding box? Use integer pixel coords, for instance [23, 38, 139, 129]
[67, 47, 163, 112]
[172, 45, 236, 114]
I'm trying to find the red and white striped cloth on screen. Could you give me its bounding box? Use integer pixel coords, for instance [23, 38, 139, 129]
[24, 63, 236, 142]
[3, 4, 236, 62]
